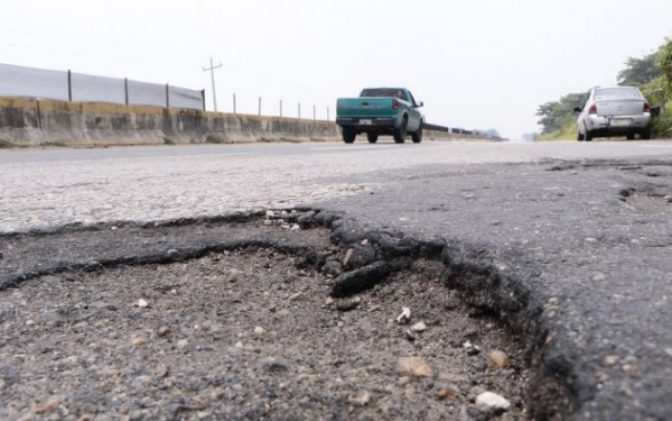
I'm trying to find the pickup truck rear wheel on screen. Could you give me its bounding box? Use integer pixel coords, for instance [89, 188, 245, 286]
[412, 124, 423, 143]
[367, 133, 379, 143]
[394, 119, 407, 144]
[342, 127, 356, 144]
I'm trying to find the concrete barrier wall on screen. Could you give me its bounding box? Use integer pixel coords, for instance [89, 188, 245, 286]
[0, 97, 340, 147]
[0, 97, 493, 147]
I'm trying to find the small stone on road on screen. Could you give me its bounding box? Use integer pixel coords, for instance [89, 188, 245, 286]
[489, 350, 511, 369]
[349, 391, 371, 406]
[475, 391, 511, 413]
[411, 321, 427, 332]
[396, 307, 412, 324]
[396, 357, 433, 378]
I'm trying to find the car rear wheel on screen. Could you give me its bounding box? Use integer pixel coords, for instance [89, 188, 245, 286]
[641, 130, 652, 140]
[577, 132, 585, 141]
[626, 134, 636, 140]
[585, 130, 594, 141]
[342, 127, 356, 144]
[411, 124, 423, 144]
[367, 133, 378, 143]
[394, 118, 407, 144]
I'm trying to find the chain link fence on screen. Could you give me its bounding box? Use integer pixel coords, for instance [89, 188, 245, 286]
[0, 62, 205, 110]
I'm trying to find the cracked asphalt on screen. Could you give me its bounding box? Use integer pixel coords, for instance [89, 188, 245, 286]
[2, 140, 672, 419]
[318, 157, 672, 419]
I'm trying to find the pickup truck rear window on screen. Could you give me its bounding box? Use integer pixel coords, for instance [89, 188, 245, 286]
[361, 89, 407, 100]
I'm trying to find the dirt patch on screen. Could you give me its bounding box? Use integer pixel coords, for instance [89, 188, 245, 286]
[0, 243, 529, 419]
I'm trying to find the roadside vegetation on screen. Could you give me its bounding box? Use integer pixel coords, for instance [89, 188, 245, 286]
[537, 39, 672, 140]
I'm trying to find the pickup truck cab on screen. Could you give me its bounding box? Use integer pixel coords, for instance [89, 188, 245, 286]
[336, 88, 424, 144]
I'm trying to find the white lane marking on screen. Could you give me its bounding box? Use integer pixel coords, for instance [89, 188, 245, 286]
[311, 145, 399, 152]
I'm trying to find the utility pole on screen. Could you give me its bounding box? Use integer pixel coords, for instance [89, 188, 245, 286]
[202, 57, 222, 112]
[67, 70, 73, 102]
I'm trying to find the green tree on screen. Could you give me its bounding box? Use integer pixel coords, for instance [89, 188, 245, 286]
[658, 39, 672, 92]
[536, 92, 586, 134]
[618, 53, 662, 86]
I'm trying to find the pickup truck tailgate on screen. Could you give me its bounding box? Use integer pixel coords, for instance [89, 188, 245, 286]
[337, 98, 395, 118]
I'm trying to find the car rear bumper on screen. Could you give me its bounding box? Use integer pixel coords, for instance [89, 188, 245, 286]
[586, 128, 649, 138]
[336, 117, 397, 130]
[585, 114, 651, 133]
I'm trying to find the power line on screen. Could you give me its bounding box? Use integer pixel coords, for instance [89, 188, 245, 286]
[202, 57, 222, 112]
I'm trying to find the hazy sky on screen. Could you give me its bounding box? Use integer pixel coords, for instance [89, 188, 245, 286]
[3, 0, 672, 138]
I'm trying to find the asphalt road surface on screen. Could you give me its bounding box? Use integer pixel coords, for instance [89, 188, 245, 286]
[2, 139, 672, 419]
[2, 140, 672, 233]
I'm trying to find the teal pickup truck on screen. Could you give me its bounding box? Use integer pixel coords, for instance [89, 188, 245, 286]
[336, 88, 424, 144]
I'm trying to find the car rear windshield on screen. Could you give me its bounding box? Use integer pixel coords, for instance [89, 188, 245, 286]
[361, 89, 407, 100]
[595, 88, 642, 101]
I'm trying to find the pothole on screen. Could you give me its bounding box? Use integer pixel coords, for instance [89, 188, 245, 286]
[618, 187, 672, 212]
[0, 224, 531, 420]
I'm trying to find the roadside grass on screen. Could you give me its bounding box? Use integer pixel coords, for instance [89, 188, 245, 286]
[652, 100, 672, 138]
[540, 126, 576, 141]
[40, 140, 67, 147]
[205, 135, 234, 144]
[0, 139, 14, 148]
[163, 137, 176, 145]
[539, 115, 577, 141]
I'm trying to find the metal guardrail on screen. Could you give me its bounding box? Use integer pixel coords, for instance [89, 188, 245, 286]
[422, 122, 487, 138]
[422, 122, 450, 132]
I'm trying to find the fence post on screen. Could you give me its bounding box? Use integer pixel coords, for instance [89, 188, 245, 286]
[124, 78, 129, 106]
[313, 105, 316, 121]
[258, 97, 262, 116]
[280, 100, 283, 118]
[67, 70, 72, 102]
[298, 102, 301, 119]
[233, 93, 237, 114]
[201, 90, 206, 111]
[327, 106, 330, 121]
[165, 84, 170, 108]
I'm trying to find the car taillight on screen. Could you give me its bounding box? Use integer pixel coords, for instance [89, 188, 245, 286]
[589, 104, 598, 115]
[392, 100, 400, 110]
[644, 102, 651, 113]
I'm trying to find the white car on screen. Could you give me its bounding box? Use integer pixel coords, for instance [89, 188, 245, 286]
[575, 86, 654, 141]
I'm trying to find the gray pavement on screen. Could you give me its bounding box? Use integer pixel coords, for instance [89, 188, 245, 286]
[3, 140, 672, 418]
